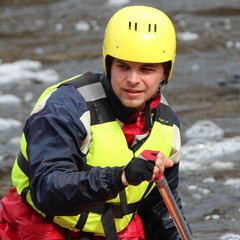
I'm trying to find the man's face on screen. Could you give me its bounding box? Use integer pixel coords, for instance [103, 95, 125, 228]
[111, 58, 166, 111]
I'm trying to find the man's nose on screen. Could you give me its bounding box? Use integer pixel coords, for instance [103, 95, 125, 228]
[126, 71, 140, 84]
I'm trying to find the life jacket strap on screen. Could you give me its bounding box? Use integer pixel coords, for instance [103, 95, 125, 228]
[102, 206, 118, 240]
[58, 71, 100, 89]
[17, 151, 30, 178]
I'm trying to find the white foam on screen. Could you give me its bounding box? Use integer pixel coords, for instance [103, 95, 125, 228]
[226, 40, 240, 49]
[205, 214, 220, 220]
[187, 185, 211, 200]
[8, 136, 21, 145]
[180, 120, 240, 172]
[198, 187, 210, 195]
[108, 0, 130, 6]
[23, 92, 34, 102]
[188, 185, 198, 191]
[55, 23, 63, 31]
[0, 118, 22, 131]
[220, 233, 240, 240]
[0, 59, 60, 85]
[177, 31, 199, 41]
[180, 137, 240, 171]
[90, 20, 100, 31]
[211, 161, 234, 170]
[75, 21, 90, 31]
[191, 63, 199, 71]
[224, 178, 240, 188]
[203, 177, 216, 183]
[205, 21, 212, 29]
[181, 137, 240, 162]
[185, 120, 224, 141]
[179, 161, 199, 171]
[192, 193, 202, 200]
[0, 94, 21, 105]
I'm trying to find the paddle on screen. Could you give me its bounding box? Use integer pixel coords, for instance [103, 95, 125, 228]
[140, 150, 193, 240]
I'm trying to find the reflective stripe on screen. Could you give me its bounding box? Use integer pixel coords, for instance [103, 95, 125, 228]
[78, 82, 106, 102]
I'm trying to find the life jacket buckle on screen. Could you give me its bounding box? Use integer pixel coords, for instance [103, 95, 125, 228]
[111, 204, 124, 218]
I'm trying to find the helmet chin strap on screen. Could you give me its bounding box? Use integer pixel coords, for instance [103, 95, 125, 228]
[144, 79, 167, 131]
[160, 84, 165, 93]
[143, 100, 152, 131]
[159, 79, 167, 93]
[151, 79, 167, 100]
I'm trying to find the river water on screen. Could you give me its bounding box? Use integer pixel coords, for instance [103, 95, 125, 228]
[0, 0, 239, 239]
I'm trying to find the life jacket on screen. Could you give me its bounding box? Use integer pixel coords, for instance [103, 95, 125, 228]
[11, 72, 177, 237]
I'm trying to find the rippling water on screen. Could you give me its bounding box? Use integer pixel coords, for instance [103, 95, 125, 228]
[0, 0, 239, 239]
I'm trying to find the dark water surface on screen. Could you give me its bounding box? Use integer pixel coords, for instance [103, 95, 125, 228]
[0, 0, 239, 239]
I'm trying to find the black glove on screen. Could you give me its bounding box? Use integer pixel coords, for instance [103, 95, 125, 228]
[123, 157, 155, 186]
[114, 151, 158, 188]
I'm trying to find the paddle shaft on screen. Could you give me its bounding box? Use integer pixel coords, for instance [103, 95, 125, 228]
[139, 150, 193, 239]
[155, 175, 193, 240]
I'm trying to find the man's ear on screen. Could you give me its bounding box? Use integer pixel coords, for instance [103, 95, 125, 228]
[160, 78, 168, 86]
[158, 79, 168, 92]
[106, 55, 114, 79]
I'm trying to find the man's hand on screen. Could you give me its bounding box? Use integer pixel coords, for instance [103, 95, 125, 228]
[122, 151, 174, 186]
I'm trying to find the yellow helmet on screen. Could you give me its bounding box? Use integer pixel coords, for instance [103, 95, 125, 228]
[103, 6, 176, 81]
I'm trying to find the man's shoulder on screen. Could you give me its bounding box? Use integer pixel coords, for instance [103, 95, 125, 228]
[157, 95, 180, 128]
[58, 72, 100, 89]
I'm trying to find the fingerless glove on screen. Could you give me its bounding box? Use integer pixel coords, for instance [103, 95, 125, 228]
[123, 157, 155, 186]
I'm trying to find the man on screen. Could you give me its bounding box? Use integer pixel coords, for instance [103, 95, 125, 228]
[0, 5, 192, 240]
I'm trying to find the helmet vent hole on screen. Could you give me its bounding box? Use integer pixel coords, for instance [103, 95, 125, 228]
[148, 24, 157, 32]
[135, 22, 138, 31]
[128, 22, 138, 31]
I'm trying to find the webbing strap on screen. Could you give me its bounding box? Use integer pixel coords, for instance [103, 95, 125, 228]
[81, 232, 94, 240]
[75, 199, 138, 231]
[17, 151, 30, 177]
[17, 150, 93, 178]
[75, 211, 90, 230]
[21, 186, 30, 199]
[134, 182, 154, 215]
[88, 200, 137, 218]
[101, 183, 154, 239]
[17, 151, 31, 198]
[119, 190, 128, 216]
[17, 152, 55, 221]
[101, 190, 128, 240]
[59, 71, 100, 89]
[101, 207, 118, 240]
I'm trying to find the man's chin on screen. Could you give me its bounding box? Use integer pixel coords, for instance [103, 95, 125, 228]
[122, 102, 144, 112]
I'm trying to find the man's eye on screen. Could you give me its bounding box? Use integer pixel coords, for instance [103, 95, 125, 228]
[117, 64, 127, 69]
[142, 67, 153, 72]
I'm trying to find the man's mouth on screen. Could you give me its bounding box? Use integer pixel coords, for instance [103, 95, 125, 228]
[124, 89, 142, 93]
